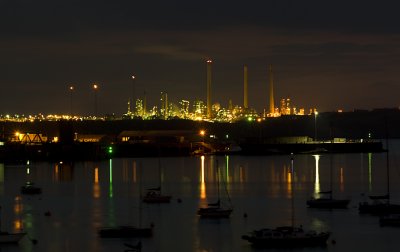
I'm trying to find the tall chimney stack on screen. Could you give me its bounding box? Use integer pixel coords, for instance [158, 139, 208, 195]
[244, 65, 248, 109]
[269, 64, 275, 115]
[206, 59, 212, 118]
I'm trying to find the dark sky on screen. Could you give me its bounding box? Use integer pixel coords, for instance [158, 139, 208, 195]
[1, 0, 400, 115]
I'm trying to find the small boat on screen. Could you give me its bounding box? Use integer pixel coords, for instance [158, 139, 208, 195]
[197, 160, 233, 218]
[197, 200, 233, 218]
[21, 182, 42, 195]
[307, 154, 350, 209]
[142, 187, 172, 203]
[0, 206, 27, 244]
[100, 162, 154, 239]
[0, 231, 26, 244]
[359, 195, 400, 215]
[379, 214, 400, 227]
[142, 159, 172, 204]
[242, 156, 331, 248]
[359, 134, 400, 215]
[307, 191, 350, 209]
[98, 225, 152, 238]
[124, 241, 142, 252]
[241, 226, 330, 248]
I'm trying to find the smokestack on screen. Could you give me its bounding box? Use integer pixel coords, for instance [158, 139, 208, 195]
[164, 92, 168, 120]
[206, 59, 212, 118]
[244, 65, 248, 109]
[143, 91, 147, 117]
[269, 64, 275, 115]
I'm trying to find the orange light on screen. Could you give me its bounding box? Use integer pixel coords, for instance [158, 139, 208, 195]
[93, 84, 98, 90]
[199, 130, 205, 136]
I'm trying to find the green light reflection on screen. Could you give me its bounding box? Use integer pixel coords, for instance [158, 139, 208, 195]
[109, 159, 113, 198]
[368, 153, 372, 192]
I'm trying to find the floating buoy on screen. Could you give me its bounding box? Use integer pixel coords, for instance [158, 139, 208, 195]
[150, 222, 155, 228]
[243, 213, 248, 218]
[44, 211, 51, 216]
[177, 198, 182, 203]
[331, 239, 336, 245]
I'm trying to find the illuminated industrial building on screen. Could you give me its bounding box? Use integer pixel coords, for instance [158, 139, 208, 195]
[135, 99, 144, 117]
[160, 92, 168, 120]
[280, 98, 291, 115]
[179, 100, 190, 119]
[193, 100, 206, 120]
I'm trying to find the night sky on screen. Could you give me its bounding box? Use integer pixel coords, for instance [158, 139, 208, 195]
[1, 0, 400, 115]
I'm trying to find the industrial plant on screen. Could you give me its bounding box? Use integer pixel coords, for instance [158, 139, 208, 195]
[121, 60, 317, 123]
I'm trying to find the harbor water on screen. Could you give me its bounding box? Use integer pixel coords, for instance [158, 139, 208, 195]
[1, 140, 400, 251]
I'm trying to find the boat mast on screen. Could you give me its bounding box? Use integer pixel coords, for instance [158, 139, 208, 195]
[330, 124, 333, 200]
[139, 161, 142, 228]
[290, 155, 295, 228]
[216, 159, 220, 206]
[385, 120, 390, 204]
[158, 157, 162, 194]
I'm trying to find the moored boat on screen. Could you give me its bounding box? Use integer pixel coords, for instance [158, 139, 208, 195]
[0, 231, 26, 244]
[359, 195, 400, 215]
[307, 197, 350, 209]
[98, 226, 152, 238]
[359, 135, 400, 215]
[142, 187, 171, 203]
[379, 214, 400, 227]
[242, 156, 331, 248]
[307, 154, 350, 209]
[21, 182, 42, 195]
[197, 200, 232, 218]
[197, 160, 233, 218]
[242, 226, 330, 248]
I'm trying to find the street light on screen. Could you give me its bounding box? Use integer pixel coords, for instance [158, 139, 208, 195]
[199, 130, 206, 153]
[314, 111, 319, 141]
[69, 85, 74, 118]
[93, 84, 99, 118]
[131, 75, 136, 115]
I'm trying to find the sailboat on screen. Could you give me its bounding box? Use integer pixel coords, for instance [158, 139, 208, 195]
[21, 181, 42, 195]
[242, 156, 331, 248]
[306, 154, 350, 209]
[99, 162, 153, 238]
[142, 159, 172, 203]
[0, 207, 26, 244]
[379, 213, 400, 227]
[359, 133, 400, 215]
[197, 159, 233, 218]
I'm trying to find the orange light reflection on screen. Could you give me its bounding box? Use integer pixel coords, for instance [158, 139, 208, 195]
[93, 167, 100, 198]
[200, 156, 206, 199]
[340, 167, 344, 192]
[287, 167, 292, 198]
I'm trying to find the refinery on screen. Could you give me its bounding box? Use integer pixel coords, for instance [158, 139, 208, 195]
[0, 61, 317, 123]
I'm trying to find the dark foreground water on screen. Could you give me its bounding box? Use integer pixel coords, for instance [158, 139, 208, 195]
[2, 141, 400, 252]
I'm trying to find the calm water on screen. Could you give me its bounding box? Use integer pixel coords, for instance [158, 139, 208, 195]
[2, 141, 400, 252]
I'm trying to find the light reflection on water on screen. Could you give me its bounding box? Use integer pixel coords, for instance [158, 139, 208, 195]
[1, 145, 400, 251]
